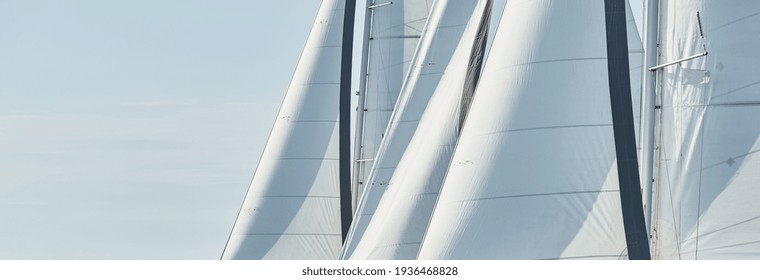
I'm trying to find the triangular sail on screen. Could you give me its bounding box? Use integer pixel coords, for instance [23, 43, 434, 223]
[353, 0, 434, 205]
[345, 0, 492, 260]
[222, 0, 348, 259]
[651, 0, 760, 259]
[417, 0, 642, 260]
[342, 0, 483, 258]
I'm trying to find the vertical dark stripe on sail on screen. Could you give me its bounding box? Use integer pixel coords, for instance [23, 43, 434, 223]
[458, 0, 492, 133]
[603, 0, 651, 260]
[340, 0, 357, 243]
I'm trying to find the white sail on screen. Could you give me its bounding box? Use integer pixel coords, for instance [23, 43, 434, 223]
[651, 0, 760, 259]
[345, 0, 492, 260]
[222, 0, 347, 259]
[353, 0, 434, 205]
[628, 1, 644, 148]
[418, 0, 643, 260]
[342, 0, 482, 258]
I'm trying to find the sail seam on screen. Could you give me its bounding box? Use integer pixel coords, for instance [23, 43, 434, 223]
[710, 11, 760, 32]
[258, 195, 340, 198]
[459, 190, 619, 202]
[490, 124, 612, 134]
[277, 158, 340, 160]
[494, 57, 607, 69]
[541, 254, 628, 260]
[371, 35, 422, 39]
[239, 233, 342, 236]
[698, 149, 760, 171]
[713, 80, 760, 99]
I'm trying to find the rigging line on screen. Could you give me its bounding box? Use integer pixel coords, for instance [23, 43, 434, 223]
[658, 113, 683, 259]
[684, 215, 760, 240]
[694, 91, 709, 260]
[687, 239, 760, 253]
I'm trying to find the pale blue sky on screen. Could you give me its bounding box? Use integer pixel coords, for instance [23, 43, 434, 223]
[0, 1, 643, 259]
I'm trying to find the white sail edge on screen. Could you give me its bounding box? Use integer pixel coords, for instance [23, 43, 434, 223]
[352, 0, 434, 208]
[222, 0, 347, 260]
[346, 0, 493, 260]
[342, 0, 483, 258]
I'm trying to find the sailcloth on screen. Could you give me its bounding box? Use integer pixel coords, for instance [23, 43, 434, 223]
[222, 0, 347, 259]
[353, 0, 434, 205]
[342, 0, 482, 258]
[651, 0, 760, 260]
[417, 0, 642, 259]
[345, 0, 492, 260]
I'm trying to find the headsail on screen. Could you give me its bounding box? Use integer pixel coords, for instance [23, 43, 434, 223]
[417, 0, 642, 259]
[222, 0, 349, 259]
[651, 0, 760, 259]
[345, 0, 493, 260]
[353, 0, 434, 206]
[342, 0, 482, 258]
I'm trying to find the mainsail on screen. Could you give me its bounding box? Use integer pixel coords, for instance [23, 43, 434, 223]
[417, 0, 643, 259]
[345, 0, 492, 260]
[222, 0, 349, 259]
[353, 0, 434, 207]
[342, 0, 483, 258]
[650, 0, 760, 259]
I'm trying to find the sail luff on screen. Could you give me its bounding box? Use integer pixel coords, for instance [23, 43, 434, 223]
[351, 0, 434, 207]
[222, 0, 347, 259]
[351, 0, 374, 212]
[640, 0, 659, 238]
[345, 0, 492, 260]
[342, 0, 481, 258]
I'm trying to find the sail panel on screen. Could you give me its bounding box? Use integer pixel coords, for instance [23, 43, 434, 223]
[343, 0, 481, 258]
[652, 0, 760, 259]
[346, 0, 492, 260]
[222, 0, 346, 260]
[417, 0, 630, 260]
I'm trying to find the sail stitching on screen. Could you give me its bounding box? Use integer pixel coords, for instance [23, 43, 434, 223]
[458, 190, 619, 202]
[490, 124, 612, 135]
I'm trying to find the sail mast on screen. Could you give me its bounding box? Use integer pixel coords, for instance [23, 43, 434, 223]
[350, 0, 433, 210]
[640, 0, 659, 240]
[340, 0, 357, 243]
[351, 0, 374, 212]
